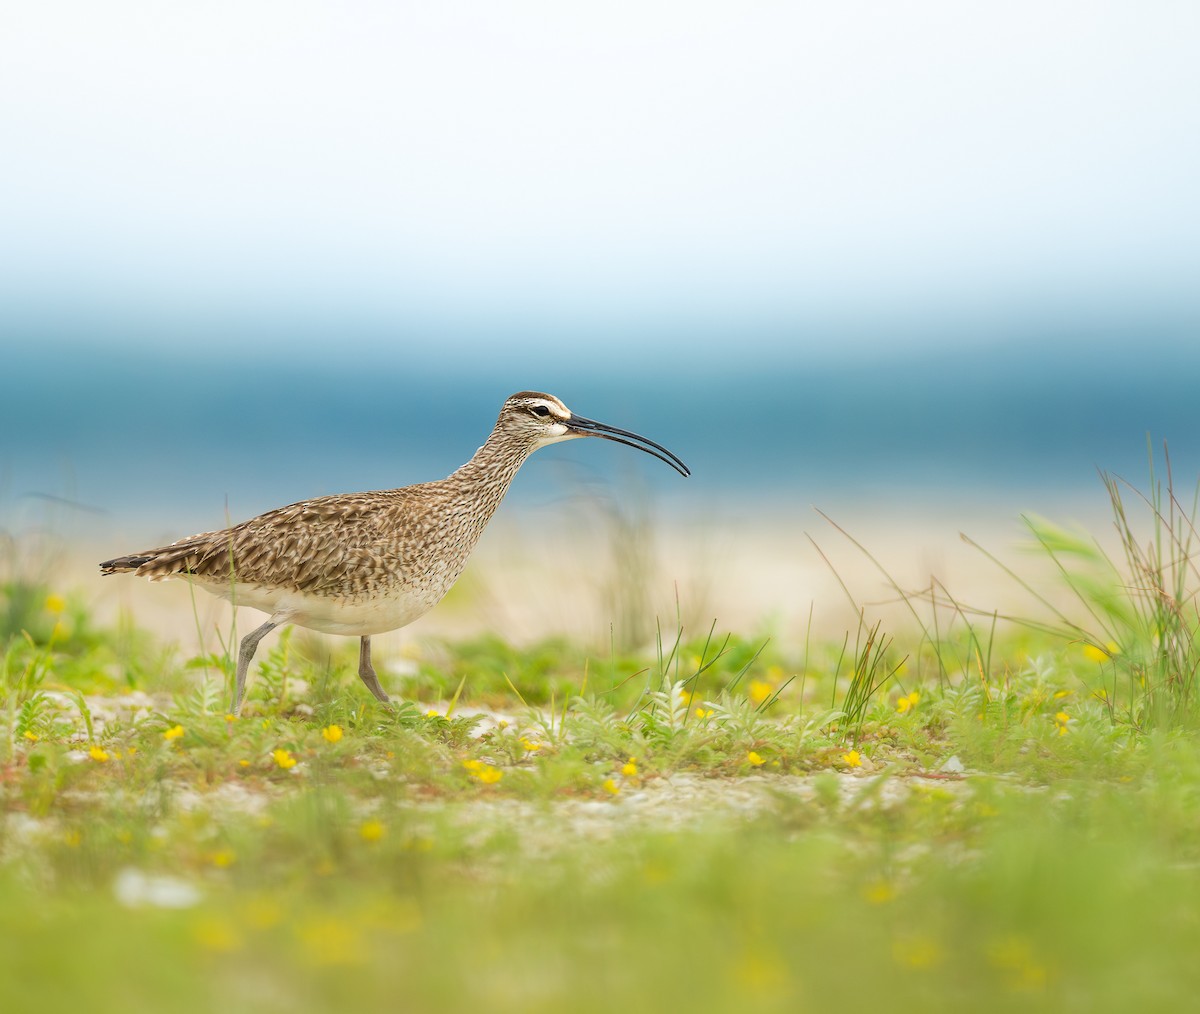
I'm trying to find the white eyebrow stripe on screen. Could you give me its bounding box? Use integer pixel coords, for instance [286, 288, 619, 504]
[522, 396, 570, 418]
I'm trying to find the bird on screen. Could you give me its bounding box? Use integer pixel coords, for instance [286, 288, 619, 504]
[100, 391, 689, 713]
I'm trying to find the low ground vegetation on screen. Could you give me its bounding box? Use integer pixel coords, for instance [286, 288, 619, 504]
[2, 460, 1199, 1012]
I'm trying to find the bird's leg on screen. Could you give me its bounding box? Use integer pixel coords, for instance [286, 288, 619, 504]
[358, 636, 391, 703]
[232, 620, 277, 714]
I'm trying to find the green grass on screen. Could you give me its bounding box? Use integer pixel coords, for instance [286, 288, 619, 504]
[3, 456, 1200, 1012]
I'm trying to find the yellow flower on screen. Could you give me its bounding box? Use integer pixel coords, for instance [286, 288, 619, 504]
[463, 758, 502, 783]
[359, 820, 386, 843]
[44, 593, 66, 614]
[425, 709, 440, 718]
[842, 750, 863, 768]
[602, 778, 620, 795]
[732, 950, 789, 993]
[238, 759, 251, 768]
[520, 737, 542, 752]
[896, 691, 920, 714]
[272, 748, 298, 770]
[1053, 712, 1070, 736]
[747, 751, 766, 767]
[694, 707, 715, 719]
[22, 731, 39, 743]
[163, 725, 185, 741]
[89, 745, 110, 762]
[321, 724, 344, 743]
[863, 879, 896, 904]
[747, 679, 774, 705]
[474, 765, 502, 784]
[192, 916, 242, 953]
[210, 849, 236, 868]
[224, 713, 237, 723]
[298, 917, 365, 967]
[1082, 641, 1120, 663]
[621, 757, 638, 776]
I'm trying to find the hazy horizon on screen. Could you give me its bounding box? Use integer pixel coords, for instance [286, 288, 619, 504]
[4, 2, 1198, 540]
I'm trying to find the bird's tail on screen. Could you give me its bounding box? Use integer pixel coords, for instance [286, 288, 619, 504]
[99, 554, 157, 575]
[99, 533, 219, 579]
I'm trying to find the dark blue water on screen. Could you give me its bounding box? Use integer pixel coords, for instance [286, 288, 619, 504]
[3, 315, 1199, 536]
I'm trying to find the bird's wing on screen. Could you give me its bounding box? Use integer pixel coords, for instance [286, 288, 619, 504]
[105, 492, 422, 594]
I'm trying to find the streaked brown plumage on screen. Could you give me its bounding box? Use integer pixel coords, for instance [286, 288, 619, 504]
[100, 391, 689, 712]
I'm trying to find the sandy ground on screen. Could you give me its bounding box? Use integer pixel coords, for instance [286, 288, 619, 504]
[15, 489, 1122, 665]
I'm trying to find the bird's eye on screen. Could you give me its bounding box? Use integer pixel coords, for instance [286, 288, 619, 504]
[531, 405, 552, 418]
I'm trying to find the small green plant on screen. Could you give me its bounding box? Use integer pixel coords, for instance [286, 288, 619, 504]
[961, 443, 1200, 730]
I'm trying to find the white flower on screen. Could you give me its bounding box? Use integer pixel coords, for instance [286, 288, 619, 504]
[113, 868, 201, 909]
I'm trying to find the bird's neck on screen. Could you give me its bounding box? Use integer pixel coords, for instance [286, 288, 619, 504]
[450, 427, 536, 498]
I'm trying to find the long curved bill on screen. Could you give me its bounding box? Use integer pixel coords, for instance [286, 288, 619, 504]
[566, 414, 691, 477]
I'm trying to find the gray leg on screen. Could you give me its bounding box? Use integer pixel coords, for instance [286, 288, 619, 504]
[358, 636, 391, 703]
[233, 620, 277, 714]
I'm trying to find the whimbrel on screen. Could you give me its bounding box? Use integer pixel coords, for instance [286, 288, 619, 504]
[100, 392, 689, 712]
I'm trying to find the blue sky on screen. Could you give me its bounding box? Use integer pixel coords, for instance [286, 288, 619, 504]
[3, 1, 1199, 360]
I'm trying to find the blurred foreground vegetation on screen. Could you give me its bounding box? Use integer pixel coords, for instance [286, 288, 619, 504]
[3, 458, 1200, 1013]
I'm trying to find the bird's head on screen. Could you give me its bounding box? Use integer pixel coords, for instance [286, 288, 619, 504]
[498, 392, 690, 477]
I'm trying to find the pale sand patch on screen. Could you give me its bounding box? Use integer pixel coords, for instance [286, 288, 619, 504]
[425, 769, 956, 858]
